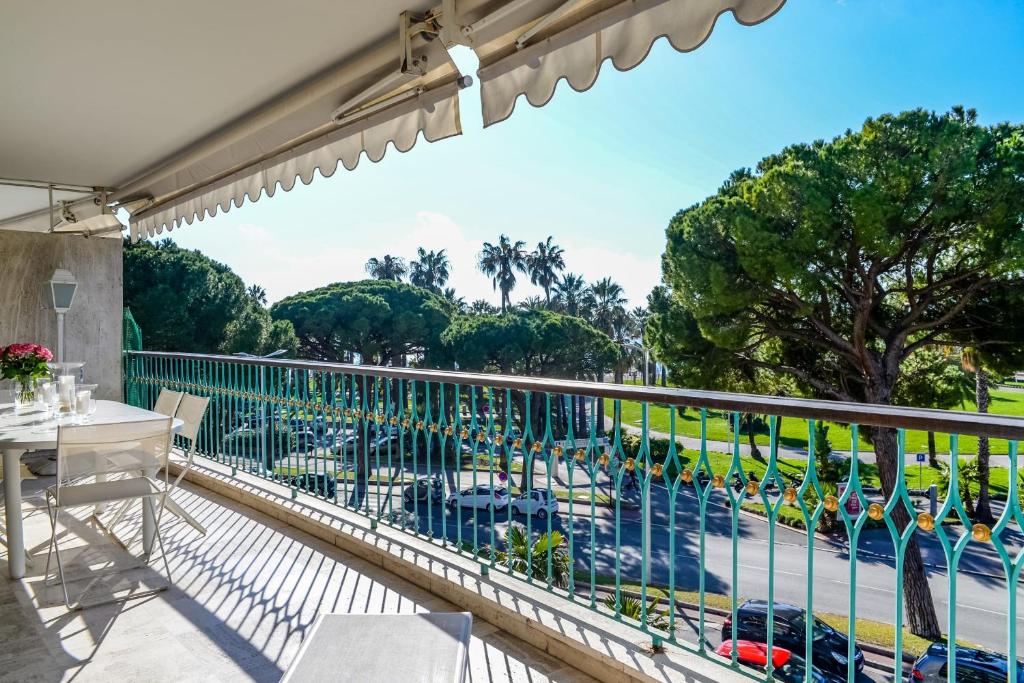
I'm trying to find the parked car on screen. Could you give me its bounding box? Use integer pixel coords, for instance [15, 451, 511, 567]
[722, 601, 864, 677]
[369, 426, 400, 448]
[447, 485, 509, 511]
[510, 490, 558, 519]
[292, 429, 316, 453]
[909, 642, 1024, 682]
[331, 425, 399, 455]
[288, 472, 336, 498]
[714, 641, 841, 683]
[403, 475, 444, 504]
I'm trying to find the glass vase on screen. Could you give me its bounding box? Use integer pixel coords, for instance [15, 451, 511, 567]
[13, 378, 37, 414]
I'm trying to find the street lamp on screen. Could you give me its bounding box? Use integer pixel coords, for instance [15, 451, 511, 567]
[619, 340, 650, 386]
[48, 268, 78, 363]
[233, 350, 288, 473]
[618, 339, 654, 582]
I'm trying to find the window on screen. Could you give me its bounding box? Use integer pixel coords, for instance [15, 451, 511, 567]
[939, 664, 1005, 683]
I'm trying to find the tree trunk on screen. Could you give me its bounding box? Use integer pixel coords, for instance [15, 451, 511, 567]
[596, 374, 606, 436]
[974, 369, 994, 524]
[870, 425, 942, 640]
[744, 413, 762, 459]
[660, 365, 667, 387]
[927, 431, 938, 468]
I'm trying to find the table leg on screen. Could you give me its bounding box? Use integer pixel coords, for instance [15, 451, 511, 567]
[142, 466, 156, 556]
[3, 449, 25, 579]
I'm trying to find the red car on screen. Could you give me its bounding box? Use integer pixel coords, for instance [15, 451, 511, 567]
[714, 641, 839, 683]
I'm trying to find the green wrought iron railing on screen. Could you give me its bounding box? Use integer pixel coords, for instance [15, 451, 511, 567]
[125, 351, 1024, 682]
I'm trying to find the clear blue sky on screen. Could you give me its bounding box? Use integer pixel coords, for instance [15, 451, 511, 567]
[170, 0, 1024, 307]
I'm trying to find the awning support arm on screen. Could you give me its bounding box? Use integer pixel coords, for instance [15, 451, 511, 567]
[331, 10, 444, 124]
[515, 0, 587, 48]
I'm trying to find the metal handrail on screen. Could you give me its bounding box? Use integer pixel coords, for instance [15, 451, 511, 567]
[126, 350, 1024, 440]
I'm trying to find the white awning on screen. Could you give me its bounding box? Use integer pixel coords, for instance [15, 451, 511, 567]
[0, 1, 466, 240]
[1, 1, 786, 240]
[457, 0, 785, 127]
[127, 84, 461, 240]
[123, 44, 465, 240]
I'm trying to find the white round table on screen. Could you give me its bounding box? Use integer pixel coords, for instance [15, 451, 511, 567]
[1, 400, 183, 579]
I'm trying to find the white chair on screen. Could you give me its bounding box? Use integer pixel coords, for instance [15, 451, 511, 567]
[162, 393, 210, 534]
[107, 392, 210, 537]
[152, 389, 184, 418]
[44, 418, 173, 610]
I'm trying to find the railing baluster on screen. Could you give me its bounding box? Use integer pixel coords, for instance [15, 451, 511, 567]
[123, 351, 1024, 683]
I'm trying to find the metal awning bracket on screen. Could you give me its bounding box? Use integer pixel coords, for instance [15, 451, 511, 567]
[331, 10, 444, 124]
[515, 0, 586, 49]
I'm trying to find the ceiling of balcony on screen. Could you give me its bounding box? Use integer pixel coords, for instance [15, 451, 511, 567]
[0, 0, 437, 188]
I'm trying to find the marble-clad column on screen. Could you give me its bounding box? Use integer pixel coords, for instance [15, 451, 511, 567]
[0, 230, 123, 400]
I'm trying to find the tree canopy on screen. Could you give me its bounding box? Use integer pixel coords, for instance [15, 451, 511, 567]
[270, 280, 451, 365]
[656, 107, 1024, 406]
[441, 309, 616, 380]
[651, 106, 1024, 640]
[123, 239, 295, 355]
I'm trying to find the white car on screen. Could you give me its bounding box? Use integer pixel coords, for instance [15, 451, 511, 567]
[447, 486, 509, 511]
[511, 490, 559, 519]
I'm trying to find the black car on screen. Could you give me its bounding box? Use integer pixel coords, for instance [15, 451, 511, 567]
[292, 429, 316, 453]
[910, 642, 1024, 682]
[288, 472, 336, 498]
[722, 600, 864, 677]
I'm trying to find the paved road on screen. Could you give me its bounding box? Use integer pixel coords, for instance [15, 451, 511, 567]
[344, 464, 1023, 659]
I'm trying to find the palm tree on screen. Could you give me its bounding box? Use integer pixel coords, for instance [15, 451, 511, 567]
[478, 235, 528, 312]
[517, 295, 546, 311]
[590, 277, 627, 337]
[365, 255, 407, 281]
[246, 284, 268, 306]
[962, 349, 995, 524]
[409, 248, 450, 292]
[442, 287, 466, 313]
[551, 273, 593, 318]
[590, 277, 628, 432]
[470, 299, 499, 315]
[495, 524, 570, 588]
[630, 305, 650, 383]
[526, 236, 565, 304]
[602, 594, 668, 629]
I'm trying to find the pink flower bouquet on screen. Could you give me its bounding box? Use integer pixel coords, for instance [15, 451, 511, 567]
[0, 343, 54, 383]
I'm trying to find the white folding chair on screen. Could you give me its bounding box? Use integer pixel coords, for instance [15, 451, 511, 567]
[44, 418, 174, 610]
[162, 393, 210, 534]
[104, 388, 185, 530]
[152, 389, 184, 418]
[107, 392, 210, 538]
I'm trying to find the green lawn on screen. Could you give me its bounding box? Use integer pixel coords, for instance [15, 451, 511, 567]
[637, 445, 1012, 501]
[606, 388, 1024, 456]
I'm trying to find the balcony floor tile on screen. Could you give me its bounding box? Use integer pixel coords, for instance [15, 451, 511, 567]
[1, 478, 591, 682]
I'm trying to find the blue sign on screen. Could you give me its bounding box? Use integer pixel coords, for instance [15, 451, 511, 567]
[916, 452, 926, 463]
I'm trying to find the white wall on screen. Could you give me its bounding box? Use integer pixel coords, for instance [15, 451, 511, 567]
[0, 231, 123, 399]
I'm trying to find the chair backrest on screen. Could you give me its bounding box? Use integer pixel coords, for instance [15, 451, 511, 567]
[152, 389, 184, 417]
[174, 393, 210, 449]
[56, 418, 173, 501]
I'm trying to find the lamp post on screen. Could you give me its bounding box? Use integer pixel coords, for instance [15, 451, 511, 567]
[234, 350, 288, 473]
[48, 268, 78, 363]
[618, 340, 654, 582]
